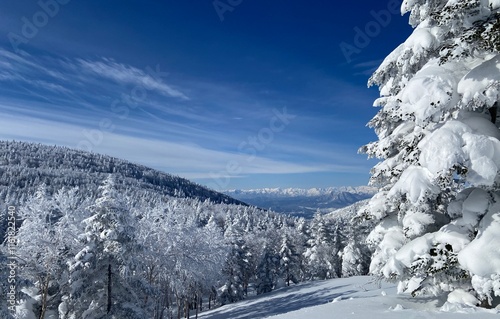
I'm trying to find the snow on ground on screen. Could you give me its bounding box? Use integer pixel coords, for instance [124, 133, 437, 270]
[199, 276, 499, 319]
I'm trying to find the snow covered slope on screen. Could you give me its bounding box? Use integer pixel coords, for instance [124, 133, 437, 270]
[326, 198, 371, 220]
[224, 187, 377, 217]
[199, 276, 499, 319]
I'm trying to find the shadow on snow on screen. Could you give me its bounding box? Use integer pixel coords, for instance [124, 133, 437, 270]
[199, 282, 358, 319]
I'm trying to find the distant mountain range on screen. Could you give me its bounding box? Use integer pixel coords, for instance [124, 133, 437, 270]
[224, 186, 377, 218]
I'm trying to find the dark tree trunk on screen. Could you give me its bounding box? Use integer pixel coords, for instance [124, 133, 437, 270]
[107, 263, 112, 314]
[185, 298, 190, 319]
[286, 267, 290, 287]
[195, 294, 199, 319]
[489, 103, 498, 123]
[177, 296, 182, 319]
[39, 274, 50, 319]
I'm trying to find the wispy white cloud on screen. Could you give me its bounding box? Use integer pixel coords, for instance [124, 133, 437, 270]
[77, 58, 189, 100]
[0, 71, 69, 94]
[31, 80, 71, 94]
[0, 49, 68, 80]
[0, 47, 374, 189]
[0, 108, 366, 181]
[0, 97, 233, 149]
[352, 59, 383, 76]
[0, 49, 190, 108]
[0, 113, 327, 180]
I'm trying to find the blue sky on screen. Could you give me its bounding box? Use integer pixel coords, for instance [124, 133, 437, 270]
[0, 0, 412, 190]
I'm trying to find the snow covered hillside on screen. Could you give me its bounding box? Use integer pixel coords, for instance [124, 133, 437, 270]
[224, 187, 376, 217]
[1, 140, 377, 319]
[0, 140, 307, 318]
[199, 276, 499, 319]
[0, 140, 246, 206]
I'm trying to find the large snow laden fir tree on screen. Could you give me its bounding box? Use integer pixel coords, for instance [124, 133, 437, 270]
[360, 0, 500, 307]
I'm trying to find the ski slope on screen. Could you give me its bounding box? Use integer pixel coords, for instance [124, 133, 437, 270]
[199, 276, 499, 319]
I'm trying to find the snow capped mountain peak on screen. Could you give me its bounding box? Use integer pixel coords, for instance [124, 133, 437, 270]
[225, 186, 377, 198]
[225, 186, 377, 218]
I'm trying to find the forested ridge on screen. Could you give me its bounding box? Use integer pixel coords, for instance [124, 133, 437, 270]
[0, 140, 245, 206]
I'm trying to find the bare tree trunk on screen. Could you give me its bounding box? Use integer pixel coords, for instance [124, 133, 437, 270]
[185, 298, 190, 319]
[177, 296, 182, 319]
[145, 264, 157, 306]
[194, 293, 199, 319]
[39, 274, 50, 319]
[157, 284, 168, 319]
[107, 263, 112, 314]
[286, 267, 290, 286]
[208, 286, 217, 310]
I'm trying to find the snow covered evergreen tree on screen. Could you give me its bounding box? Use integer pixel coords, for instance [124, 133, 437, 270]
[65, 176, 145, 318]
[218, 222, 252, 304]
[278, 231, 301, 286]
[255, 244, 280, 295]
[303, 213, 339, 280]
[360, 0, 500, 306]
[339, 204, 373, 278]
[218, 238, 248, 304]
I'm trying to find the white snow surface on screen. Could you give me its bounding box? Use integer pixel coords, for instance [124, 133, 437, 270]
[418, 115, 500, 185]
[447, 289, 480, 307]
[399, 59, 461, 125]
[458, 54, 500, 108]
[383, 229, 471, 279]
[458, 194, 500, 277]
[490, 0, 500, 10]
[199, 276, 499, 319]
[387, 166, 439, 204]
